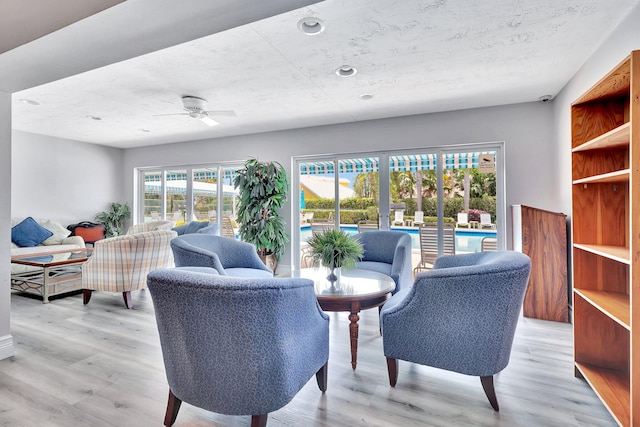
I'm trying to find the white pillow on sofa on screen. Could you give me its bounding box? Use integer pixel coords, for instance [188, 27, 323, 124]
[41, 219, 72, 245]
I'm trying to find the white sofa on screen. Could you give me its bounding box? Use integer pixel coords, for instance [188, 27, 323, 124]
[11, 217, 85, 275]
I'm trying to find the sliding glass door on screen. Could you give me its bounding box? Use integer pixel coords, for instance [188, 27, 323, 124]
[293, 143, 503, 271]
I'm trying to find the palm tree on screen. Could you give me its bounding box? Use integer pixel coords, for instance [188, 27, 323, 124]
[354, 172, 379, 199]
[390, 171, 415, 199]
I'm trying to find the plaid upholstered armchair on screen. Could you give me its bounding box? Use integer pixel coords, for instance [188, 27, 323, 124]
[82, 229, 177, 308]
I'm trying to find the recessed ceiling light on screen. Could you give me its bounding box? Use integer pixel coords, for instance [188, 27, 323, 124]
[297, 17, 325, 35]
[18, 98, 40, 105]
[359, 94, 374, 100]
[335, 65, 357, 77]
[139, 128, 151, 133]
[86, 115, 102, 121]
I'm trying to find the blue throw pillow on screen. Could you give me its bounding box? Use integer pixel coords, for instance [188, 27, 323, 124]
[185, 221, 210, 234]
[172, 224, 189, 235]
[197, 223, 220, 235]
[11, 217, 54, 247]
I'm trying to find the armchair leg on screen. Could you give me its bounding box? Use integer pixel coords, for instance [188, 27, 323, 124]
[386, 357, 398, 387]
[82, 289, 92, 305]
[315, 362, 328, 393]
[480, 375, 499, 411]
[122, 291, 133, 309]
[164, 389, 182, 426]
[251, 414, 268, 427]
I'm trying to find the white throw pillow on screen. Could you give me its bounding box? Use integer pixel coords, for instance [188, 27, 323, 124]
[41, 220, 72, 245]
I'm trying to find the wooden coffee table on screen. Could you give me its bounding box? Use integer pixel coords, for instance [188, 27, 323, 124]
[11, 248, 92, 303]
[297, 268, 395, 369]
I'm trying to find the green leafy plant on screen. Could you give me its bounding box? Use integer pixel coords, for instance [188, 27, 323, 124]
[233, 158, 289, 261]
[307, 229, 364, 270]
[95, 202, 131, 237]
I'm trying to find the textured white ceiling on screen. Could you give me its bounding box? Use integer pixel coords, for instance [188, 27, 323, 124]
[10, 0, 640, 148]
[0, 0, 124, 54]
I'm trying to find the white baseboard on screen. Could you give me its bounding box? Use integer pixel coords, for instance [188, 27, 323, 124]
[0, 334, 14, 360]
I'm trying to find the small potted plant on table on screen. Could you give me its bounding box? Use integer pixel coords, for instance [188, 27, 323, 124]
[307, 228, 364, 288]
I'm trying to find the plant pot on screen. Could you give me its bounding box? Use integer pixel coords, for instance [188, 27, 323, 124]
[259, 252, 278, 275]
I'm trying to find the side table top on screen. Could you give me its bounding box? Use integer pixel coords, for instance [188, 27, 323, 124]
[295, 267, 395, 300]
[11, 248, 93, 267]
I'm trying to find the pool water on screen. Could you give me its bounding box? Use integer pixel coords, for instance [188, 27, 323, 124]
[300, 225, 497, 254]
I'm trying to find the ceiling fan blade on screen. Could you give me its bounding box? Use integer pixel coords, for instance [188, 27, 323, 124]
[204, 110, 237, 117]
[200, 116, 219, 127]
[152, 112, 190, 117]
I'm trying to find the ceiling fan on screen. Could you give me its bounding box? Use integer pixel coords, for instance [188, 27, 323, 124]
[155, 96, 236, 126]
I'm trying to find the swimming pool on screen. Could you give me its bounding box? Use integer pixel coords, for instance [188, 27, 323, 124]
[300, 225, 497, 254]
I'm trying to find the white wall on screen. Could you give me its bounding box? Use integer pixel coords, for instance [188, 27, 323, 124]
[12, 131, 125, 226]
[553, 3, 640, 218]
[124, 101, 556, 267]
[0, 91, 13, 360]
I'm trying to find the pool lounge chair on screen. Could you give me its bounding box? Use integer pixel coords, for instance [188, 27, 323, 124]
[413, 223, 455, 274]
[479, 213, 496, 230]
[357, 220, 379, 232]
[481, 237, 498, 251]
[392, 210, 405, 226]
[221, 217, 236, 239]
[456, 212, 470, 228]
[310, 219, 335, 234]
[410, 211, 425, 227]
[300, 211, 314, 224]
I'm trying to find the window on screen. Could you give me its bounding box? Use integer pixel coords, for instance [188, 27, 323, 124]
[137, 163, 242, 232]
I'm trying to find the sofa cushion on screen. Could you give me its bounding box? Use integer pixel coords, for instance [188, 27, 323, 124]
[11, 217, 53, 247]
[41, 219, 72, 245]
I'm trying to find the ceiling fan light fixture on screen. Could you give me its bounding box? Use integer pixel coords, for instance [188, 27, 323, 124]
[152, 96, 233, 126]
[200, 116, 219, 127]
[335, 65, 357, 77]
[297, 17, 325, 35]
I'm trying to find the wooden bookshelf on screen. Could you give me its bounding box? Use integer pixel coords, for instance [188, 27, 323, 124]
[571, 50, 639, 426]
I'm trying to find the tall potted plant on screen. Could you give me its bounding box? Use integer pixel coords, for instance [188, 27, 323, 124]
[233, 158, 289, 272]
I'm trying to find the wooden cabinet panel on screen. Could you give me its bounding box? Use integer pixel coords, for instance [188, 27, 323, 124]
[512, 205, 568, 322]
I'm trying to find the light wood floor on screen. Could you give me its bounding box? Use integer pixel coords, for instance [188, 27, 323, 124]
[1, 290, 615, 427]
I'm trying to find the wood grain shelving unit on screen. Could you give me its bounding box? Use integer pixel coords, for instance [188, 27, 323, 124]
[571, 50, 639, 427]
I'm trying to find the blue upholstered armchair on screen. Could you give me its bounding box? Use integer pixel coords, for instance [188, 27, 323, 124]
[380, 251, 531, 411]
[170, 233, 272, 277]
[354, 231, 412, 294]
[147, 268, 330, 427]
